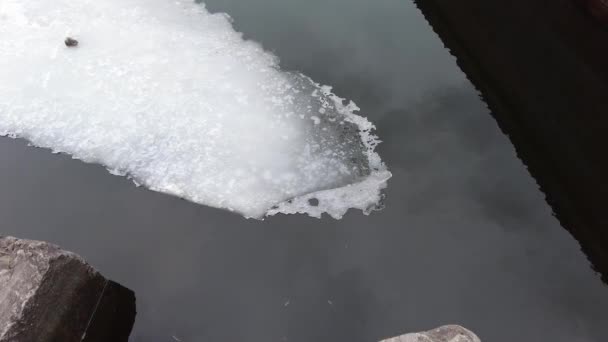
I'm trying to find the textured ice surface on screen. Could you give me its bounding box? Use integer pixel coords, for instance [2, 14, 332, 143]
[0, 0, 391, 219]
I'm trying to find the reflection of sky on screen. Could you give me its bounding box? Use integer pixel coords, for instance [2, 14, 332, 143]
[1, 1, 607, 341]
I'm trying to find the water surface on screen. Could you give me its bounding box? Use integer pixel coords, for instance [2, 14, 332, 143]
[1, 1, 607, 341]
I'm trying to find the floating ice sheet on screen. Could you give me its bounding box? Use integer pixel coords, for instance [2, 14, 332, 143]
[0, 0, 391, 219]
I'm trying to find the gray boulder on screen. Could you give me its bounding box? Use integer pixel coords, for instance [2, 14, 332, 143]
[380, 325, 481, 342]
[0, 236, 135, 342]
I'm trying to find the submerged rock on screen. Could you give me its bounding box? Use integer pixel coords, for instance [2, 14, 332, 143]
[0, 236, 136, 342]
[380, 325, 481, 342]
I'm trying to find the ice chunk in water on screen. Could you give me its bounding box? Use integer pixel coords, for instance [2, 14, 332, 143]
[0, 0, 391, 219]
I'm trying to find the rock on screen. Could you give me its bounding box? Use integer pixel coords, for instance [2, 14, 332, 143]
[0, 236, 136, 342]
[380, 325, 481, 342]
[64, 37, 79, 47]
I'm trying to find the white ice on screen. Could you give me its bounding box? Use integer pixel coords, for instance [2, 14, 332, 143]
[0, 0, 391, 219]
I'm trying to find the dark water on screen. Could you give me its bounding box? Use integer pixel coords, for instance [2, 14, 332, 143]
[2, 1, 608, 341]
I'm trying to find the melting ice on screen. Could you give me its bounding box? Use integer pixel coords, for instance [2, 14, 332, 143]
[0, 0, 391, 219]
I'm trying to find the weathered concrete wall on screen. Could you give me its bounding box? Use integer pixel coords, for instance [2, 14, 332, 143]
[414, 0, 608, 281]
[380, 325, 481, 342]
[0, 236, 136, 342]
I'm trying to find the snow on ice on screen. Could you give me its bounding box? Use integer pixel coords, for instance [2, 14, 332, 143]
[0, 0, 391, 219]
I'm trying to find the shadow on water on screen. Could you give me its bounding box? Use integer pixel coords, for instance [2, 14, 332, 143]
[412, 0, 608, 284]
